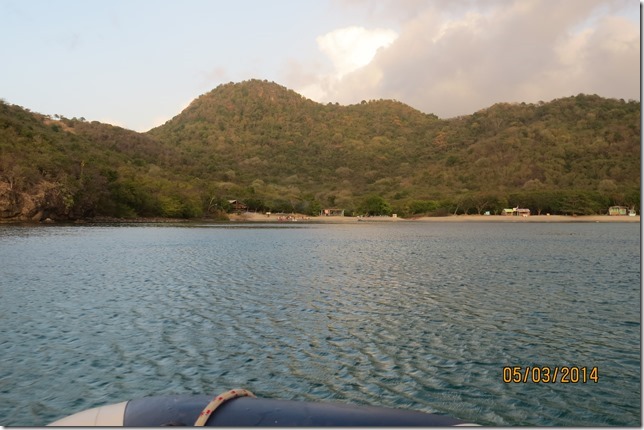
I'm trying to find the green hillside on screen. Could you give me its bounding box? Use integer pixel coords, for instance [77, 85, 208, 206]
[0, 79, 640, 221]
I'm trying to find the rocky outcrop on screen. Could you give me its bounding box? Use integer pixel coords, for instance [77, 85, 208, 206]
[0, 181, 68, 222]
[0, 183, 20, 219]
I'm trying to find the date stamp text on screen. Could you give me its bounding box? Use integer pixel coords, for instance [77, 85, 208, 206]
[502, 366, 599, 383]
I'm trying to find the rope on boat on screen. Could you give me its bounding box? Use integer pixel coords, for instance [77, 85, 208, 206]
[194, 388, 256, 426]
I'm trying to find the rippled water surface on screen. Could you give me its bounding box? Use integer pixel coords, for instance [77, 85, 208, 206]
[0, 222, 640, 426]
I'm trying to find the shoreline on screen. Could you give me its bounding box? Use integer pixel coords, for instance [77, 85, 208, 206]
[1, 213, 639, 225]
[229, 213, 640, 223]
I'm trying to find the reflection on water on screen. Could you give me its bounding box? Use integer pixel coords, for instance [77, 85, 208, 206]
[0, 222, 640, 426]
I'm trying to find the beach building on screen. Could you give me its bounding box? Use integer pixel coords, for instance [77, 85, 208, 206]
[608, 206, 628, 216]
[502, 207, 531, 217]
[609, 206, 636, 216]
[321, 208, 345, 216]
[228, 200, 248, 212]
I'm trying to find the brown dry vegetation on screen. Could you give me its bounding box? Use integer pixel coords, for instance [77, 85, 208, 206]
[0, 80, 639, 222]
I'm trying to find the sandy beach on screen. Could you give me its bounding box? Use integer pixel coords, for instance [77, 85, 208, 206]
[229, 212, 640, 223]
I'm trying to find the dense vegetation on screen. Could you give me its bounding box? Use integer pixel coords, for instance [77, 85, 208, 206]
[0, 79, 640, 221]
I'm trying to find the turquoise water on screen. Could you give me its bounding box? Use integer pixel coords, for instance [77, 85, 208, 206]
[0, 222, 640, 426]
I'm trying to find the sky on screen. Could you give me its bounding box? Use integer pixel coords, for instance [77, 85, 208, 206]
[0, 0, 640, 132]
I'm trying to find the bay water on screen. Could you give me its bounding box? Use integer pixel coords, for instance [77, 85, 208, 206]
[0, 222, 640, 426]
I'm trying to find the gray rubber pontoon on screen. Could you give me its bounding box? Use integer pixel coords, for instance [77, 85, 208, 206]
[48, 394, 473, 426]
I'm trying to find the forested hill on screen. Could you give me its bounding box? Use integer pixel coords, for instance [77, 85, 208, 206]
[0, 79, 640, 221]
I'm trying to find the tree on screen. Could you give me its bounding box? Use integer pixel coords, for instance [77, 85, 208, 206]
[408, 199, 438, 215]
[205, 195, 232, 217]
[243, 198, 265, 212]
[359, 195, 392, 216]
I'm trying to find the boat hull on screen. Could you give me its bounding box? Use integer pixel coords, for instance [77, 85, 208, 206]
[48, 394, 471, 426]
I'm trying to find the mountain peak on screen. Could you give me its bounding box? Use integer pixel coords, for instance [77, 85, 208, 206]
[153, 79, 317, 131]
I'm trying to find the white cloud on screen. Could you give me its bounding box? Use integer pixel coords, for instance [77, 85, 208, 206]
[293, 0, 639, 117]
[298, 26, 398, 102]
[317, 26, 398, 78]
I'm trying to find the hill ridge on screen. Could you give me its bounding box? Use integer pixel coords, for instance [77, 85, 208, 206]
[0, 80, 640, 221]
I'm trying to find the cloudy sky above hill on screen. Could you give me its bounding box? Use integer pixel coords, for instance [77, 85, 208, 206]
[0, 0, 639, 131]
